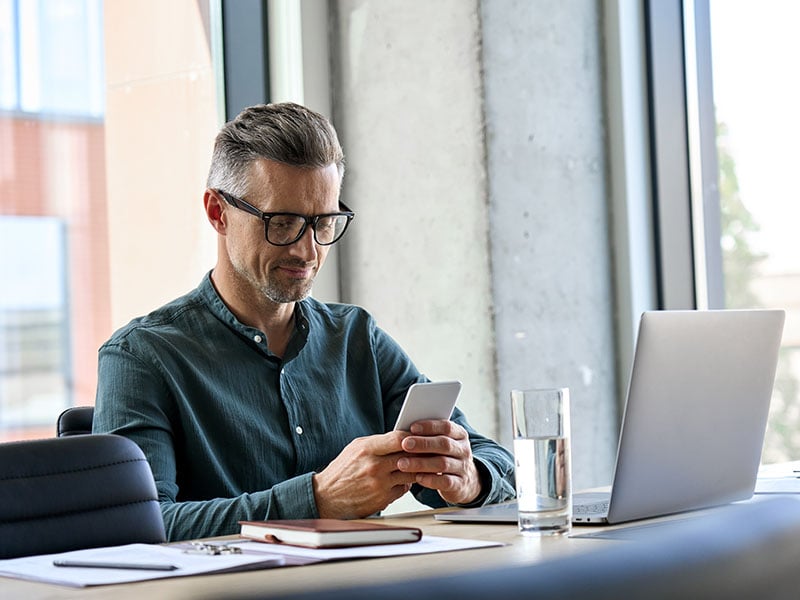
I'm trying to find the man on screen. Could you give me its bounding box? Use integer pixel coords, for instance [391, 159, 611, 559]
[94, 102, 515, 541]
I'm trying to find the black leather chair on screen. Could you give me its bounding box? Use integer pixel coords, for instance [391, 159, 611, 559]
[56, 405, 95, 436]
[0, 434, 166, 558]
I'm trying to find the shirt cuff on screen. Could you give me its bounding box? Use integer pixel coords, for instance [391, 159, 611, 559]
[266, 472, 319, 519]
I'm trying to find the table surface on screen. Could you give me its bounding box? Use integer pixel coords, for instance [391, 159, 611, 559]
[1, 504, 685, 600]
[4, 465, 795, 598]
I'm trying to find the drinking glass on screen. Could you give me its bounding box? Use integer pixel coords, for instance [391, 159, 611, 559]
[511, 387, 572, 535]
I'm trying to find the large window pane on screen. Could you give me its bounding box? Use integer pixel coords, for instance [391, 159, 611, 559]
[710, 0, 800, 462]
[0, 0, 219, 441]
[0, 0, 107, 441]
[0, 216, 69, 431]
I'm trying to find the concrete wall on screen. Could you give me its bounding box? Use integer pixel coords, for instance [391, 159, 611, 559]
[330, 0, 618, 490]
[331, 1, 498, 435]
[481, 2, 619, 486]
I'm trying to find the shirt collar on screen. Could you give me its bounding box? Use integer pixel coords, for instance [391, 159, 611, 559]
[198, 271, 310, 359]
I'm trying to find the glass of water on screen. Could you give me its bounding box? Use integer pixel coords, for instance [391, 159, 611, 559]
[511, 387, 572, 536]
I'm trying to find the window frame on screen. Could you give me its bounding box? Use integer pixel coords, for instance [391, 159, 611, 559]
[643, 0, 724, 311]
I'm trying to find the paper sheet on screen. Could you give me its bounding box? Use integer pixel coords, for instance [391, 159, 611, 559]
[231, 534, 504, 561]
[0, 536, 504, 588]
[0, 543, 284, 587]
[754, 477, 800, 494]
[755, 461, 800, 493]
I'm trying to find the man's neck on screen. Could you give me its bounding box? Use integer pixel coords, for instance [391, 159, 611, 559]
[210, 266, 296, 356]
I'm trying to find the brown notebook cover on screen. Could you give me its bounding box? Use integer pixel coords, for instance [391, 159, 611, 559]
[238, 518, 423, 549]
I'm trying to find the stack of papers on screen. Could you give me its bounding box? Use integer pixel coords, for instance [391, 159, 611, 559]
[0, 543, 284, 587]
[755, 461, 800, 494]
[0, 536, 504, 587]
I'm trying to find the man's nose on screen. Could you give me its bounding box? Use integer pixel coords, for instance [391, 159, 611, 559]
[289, 224, 318, 259]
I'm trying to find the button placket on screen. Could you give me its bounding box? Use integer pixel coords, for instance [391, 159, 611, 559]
[280, 366, 304, 439]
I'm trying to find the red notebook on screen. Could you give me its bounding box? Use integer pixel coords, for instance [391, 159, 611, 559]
[238, 518, 423, 549]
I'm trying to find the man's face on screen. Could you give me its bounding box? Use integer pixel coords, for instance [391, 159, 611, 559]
[224, 159, 342, 304]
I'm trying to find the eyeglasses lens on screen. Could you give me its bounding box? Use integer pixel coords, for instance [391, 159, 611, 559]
[266, 215, 305, 245]
[266, 215, 349, 246]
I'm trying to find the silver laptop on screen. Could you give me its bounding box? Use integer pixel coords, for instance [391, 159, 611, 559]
[436, 309, 785, 525]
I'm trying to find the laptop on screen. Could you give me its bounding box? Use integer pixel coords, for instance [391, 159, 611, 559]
[436, 309, 785, 525]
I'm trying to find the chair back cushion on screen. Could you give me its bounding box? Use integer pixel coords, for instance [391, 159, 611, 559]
[0, 434, 166, 558]
[56, 406, 95, 436]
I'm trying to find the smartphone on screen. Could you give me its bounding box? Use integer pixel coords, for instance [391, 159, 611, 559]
[393, 380, 462, 431]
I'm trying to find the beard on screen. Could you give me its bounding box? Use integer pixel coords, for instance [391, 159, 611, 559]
[231, 255, 317, 304]
[261, 271, 315, 303]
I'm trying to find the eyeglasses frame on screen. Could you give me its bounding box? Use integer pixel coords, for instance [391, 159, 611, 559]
[214, 188, 355, 247]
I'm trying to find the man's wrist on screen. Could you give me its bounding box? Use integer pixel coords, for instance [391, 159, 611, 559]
[456, 459, 493, 507]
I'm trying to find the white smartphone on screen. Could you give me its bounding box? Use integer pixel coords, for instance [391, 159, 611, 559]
[393, 380, 462, 431]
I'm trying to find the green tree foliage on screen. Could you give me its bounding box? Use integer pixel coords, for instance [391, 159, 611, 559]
[718, 120, 800, 462]
[717, 121, 767, 308]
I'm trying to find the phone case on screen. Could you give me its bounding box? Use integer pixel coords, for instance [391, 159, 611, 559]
[393, 380, 462, 431]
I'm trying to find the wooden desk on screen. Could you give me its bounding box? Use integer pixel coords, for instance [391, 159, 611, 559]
[0, 509, 622, 599]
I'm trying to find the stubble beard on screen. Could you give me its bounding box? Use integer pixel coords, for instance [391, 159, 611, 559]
[231, 257, 316, 304]
[262, 273, 314, 303]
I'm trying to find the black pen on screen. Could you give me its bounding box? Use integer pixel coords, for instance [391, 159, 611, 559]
[53, 560, 179, 571]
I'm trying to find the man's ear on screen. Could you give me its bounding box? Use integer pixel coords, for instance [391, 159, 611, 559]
[204, 189, 227, 234]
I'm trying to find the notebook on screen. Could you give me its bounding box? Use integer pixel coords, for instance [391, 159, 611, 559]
[435, 309, 785, 525]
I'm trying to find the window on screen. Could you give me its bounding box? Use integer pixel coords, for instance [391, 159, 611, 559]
[0, 0, 220, 441]
[708, 0, 800, 462]
[645, 0, 800, 463]
[0, 0, 107, 440]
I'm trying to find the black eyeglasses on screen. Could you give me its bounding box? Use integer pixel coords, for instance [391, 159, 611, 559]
[215, 189, 355, 246]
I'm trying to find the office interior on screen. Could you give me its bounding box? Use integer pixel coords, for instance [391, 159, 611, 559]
[1, 0, 799, 513]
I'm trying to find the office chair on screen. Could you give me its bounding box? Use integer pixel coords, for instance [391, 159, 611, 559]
[0, 434, 166, 559]
[56, 405, 95, 436]
[270, 496, 800, 600]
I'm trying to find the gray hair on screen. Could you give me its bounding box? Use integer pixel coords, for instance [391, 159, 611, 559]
[206, 102, 345, 197]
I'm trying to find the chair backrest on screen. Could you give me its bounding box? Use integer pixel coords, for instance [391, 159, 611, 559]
[0, 434, 166, 558]
[267, 496, 800, 600]
[56, 405, 95, 436]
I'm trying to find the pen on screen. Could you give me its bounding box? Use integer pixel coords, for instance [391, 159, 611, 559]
[53, 560, 179, 571]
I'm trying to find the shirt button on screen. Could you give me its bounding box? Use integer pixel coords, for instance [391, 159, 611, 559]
[295, 426, 303, 435]
[253, 335, 262, 343]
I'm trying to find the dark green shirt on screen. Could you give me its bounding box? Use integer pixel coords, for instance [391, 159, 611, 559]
[94, 273, 515, 541]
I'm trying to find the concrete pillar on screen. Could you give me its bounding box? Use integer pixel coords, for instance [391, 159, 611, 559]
[331, 1, 497, 435]
[481, 1, 618, 487]
[330, 0, 617, 489]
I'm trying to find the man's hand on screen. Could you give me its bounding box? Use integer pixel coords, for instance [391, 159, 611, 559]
[396, 420, 483, 505]
[313, 432, 417, 519]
